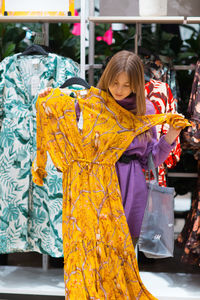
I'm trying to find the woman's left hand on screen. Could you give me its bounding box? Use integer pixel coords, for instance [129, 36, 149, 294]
[164, 125, 182, 145]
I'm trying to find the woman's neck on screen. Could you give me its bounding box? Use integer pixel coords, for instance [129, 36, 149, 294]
[115, 93, 136, 111]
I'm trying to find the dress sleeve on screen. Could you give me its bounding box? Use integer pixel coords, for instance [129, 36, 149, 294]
[146, 96, 177, 168]
[124, 100, 178, 170]
[138, 130, 176, 170]
[151, 135, 176, 168]
[32, 97, 48, 186]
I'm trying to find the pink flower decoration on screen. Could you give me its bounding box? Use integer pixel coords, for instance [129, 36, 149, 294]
[71, 10, 80, 36]
[96, 28, 113, 45]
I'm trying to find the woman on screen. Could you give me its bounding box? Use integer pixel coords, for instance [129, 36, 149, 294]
[97, 50, 181, 246]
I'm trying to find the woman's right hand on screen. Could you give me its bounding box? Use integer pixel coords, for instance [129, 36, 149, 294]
[39, 87, 52, 97]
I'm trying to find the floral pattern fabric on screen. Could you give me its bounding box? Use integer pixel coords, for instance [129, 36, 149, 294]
[32, 86, 190, 299]
[0, 53, 79, 256]
[176, 161, 200, 267]
[182, 60, 200, 157]
[177, 60, 200, 267]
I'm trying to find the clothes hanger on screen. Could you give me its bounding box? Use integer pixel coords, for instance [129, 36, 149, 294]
[60, 77, 91, 89]
[18, 44, 49, 57]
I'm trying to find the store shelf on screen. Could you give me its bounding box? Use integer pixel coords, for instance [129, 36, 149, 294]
[1, 15, 200, 25]
[89, 16, 185, 24]
[141, 271, 200, 300]
[0, 266, 199, 300]
[187, 17, 200, 24]
[0, 16, 80, 23]
[167, 172, 198, 178]
[0, 266, 65, 296]
[174, 64, 196, 71]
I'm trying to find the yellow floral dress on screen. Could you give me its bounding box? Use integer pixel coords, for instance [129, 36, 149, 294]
[32, 87, 190, 300]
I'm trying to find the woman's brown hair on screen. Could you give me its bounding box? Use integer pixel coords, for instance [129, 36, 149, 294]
[97, 50, 146, 116]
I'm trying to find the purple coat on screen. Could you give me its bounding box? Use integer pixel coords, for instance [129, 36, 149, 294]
[115, 94, 175, 237]
[76, 93, 175, 238]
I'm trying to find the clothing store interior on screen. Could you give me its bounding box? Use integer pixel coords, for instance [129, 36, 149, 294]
[0, 0, 200, 300]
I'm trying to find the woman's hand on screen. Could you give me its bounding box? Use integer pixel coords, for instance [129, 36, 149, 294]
[39, 87, 52, 98]
[164, 125, 182, 145]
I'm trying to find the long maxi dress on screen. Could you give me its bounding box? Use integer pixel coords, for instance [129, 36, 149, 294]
[32, 86, 190, 300]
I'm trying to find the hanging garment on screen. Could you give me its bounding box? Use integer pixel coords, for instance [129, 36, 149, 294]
[182, 60, 200, 157]
[177, 60, 200, 267]
[143, 55, 180, 105]
[32, 86, 190, 299]
[145, 79, 181, 186]
[0, 53, 79, 256]
[176, 161, 200, 267]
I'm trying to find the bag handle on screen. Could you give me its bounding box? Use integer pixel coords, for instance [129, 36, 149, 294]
[147, 152, 159, 184]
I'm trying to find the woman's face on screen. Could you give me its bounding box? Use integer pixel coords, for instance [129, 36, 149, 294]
[108, 72, 132, 101]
